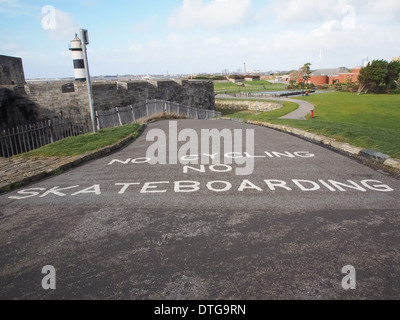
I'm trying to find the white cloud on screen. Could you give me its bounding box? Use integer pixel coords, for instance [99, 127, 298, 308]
[204, 36, 221, 46]
[0, 0, 36, 16]
[129, 43, 144, 53]
[0, 42, 23, 51]
[168, 0, 252, 30]
[167, 32, 183, 43]
[133, 16, 158, 33]
[364, 0, 400, 16]
[43, 9, 80, 41]
[273, 0, 356, 24]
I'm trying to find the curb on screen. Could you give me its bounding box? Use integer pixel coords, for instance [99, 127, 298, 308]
[223, 118, 400, 173]
[0, 124, 147, 194]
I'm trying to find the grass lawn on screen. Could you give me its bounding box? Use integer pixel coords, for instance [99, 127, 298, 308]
[214, 81, 286, 94]
[218, 92, 400, 159]
[18, 123, 144, 158]
[218, 99, 299, 121]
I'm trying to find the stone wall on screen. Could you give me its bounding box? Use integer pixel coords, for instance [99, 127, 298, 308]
[216, 100, 282, 112]
[0, 55, 25, 86]
[1, 78, 215, 127]
[26, 79, 215, 118]
[25, 82, 90, 119]
[0, 87, 39, 128]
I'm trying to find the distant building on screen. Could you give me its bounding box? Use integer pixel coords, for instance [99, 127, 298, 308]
[393, 57, 400, 62]
[0, 55, 26, 86]
[297, 67, 361, 85]
[276, 75, 290, 82]
[245, 75, 261, 81]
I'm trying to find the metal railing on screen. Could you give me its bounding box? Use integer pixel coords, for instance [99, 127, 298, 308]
[0, 100, 221, 157]
[96, 100, 220, 130]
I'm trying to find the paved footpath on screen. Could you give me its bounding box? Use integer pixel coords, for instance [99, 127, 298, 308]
[216, 94, 315, 120]
[0, 120, 399, 300]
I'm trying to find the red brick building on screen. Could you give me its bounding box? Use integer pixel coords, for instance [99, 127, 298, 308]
[298, 67, 361, 85]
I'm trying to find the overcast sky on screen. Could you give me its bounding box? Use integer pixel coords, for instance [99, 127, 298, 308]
[1, 0, 399, 79]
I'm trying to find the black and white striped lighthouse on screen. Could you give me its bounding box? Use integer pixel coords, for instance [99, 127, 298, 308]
[69, 34, 86, 81]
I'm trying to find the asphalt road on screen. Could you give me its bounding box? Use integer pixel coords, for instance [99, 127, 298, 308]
[1, 120, 399, 300]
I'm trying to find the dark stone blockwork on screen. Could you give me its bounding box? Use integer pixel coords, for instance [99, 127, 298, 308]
[0, 55, 215, 128]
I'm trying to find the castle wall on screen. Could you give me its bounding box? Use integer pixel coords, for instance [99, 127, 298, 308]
[25, 82, 90, 119]
[1, 54, 215, 126]
[25, 79, 215, 119]
[0, 55, 26, 86]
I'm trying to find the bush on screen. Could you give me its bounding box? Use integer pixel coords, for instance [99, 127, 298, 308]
[335, 82, 359, 93]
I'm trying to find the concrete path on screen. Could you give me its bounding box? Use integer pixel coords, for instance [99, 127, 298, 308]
[1, 120, 400, 300]
[278, 98, 315, 120]
[216, 94, 315, 120]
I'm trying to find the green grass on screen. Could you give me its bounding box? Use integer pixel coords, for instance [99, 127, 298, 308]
[217, 100, 299, 121]
[18, 123, 144, 158]
[287, 92, 400, 158]
[219, 92, 400, 158]
[214, 80, 286, 94]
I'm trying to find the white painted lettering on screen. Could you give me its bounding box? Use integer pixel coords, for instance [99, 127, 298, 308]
[207, 181, 232, 192]
[361, 180, 394, 192]
[131, 158, 151, 164]
[71, 185, 101, 196]
[183, 165, 206, 174]
[264, 180, 292, 191]
[141, 182, 169, 194]
[181, 155, 200, 162]
[238, 180, 263, 192]
[174, 181, 201, 193]
[328, 180, 367, 192]
[272, 152, 295, 158]
[40, 186, 79, 198]
[201, 153, 219, 163]
[115, 183, 141, 194]
[9, 188, 46, 200]
[225, 152, 244, 159]
[244, 152, 266, 158]
[209, 164, 233, 173]
[293, 151, 315, 158]
[108, 159, 131, 165]
[318, 179, 337, 192]
[292, 180, 321, 191]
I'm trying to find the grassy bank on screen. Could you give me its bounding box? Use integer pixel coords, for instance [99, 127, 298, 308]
[214, 81, 286, 94]
[218, 92, 400, 158]
[19, 123, 145, 158]
[218, 99, 299, 121]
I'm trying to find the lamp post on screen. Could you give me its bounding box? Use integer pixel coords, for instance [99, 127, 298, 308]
[80, 28, 96, 134]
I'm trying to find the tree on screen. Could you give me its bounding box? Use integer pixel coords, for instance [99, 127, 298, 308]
[386, 61, 400, 90]
[301, 63, 312, 76]
[290, 63, 312, 84]
[358, 60, 388, 94]
[289, 69, 304, 82]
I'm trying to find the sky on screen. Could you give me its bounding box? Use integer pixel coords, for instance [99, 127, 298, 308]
[1, 0, 400, 79]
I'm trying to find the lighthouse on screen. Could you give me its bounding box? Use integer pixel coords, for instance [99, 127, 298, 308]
[69, 34, 86, 81]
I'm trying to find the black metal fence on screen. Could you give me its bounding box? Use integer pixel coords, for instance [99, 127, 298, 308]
[0, 117, 92, 158]
[0, 100, 221, 157]
[96, 100, 220, 130]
